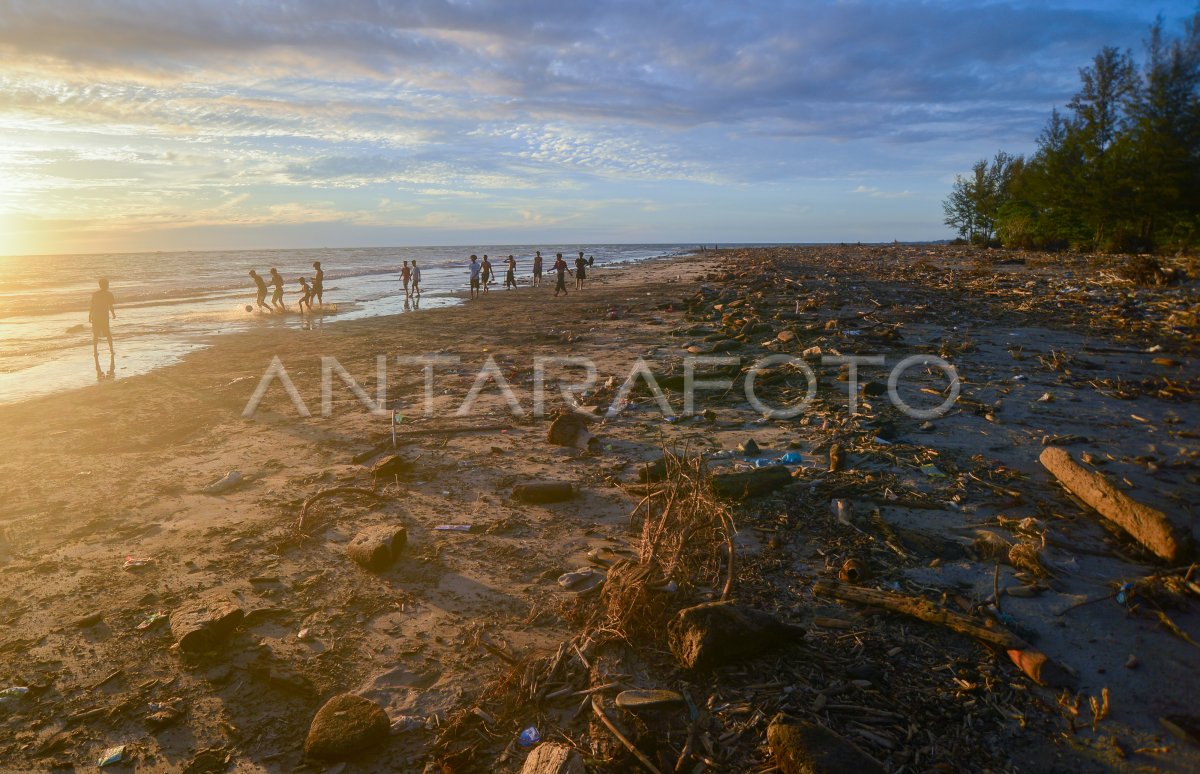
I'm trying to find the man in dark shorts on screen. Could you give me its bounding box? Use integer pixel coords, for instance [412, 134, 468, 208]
[269, 267, 287, 311]
[469, 254, 481, 299]
[574, 251, 587, 290]
[554, 253, 568, 296]
[89, 278, 116, 379]
[250, 269, 271, 313]
[410, 260, 422, 296]
[481, 255, 493, 294]
[311, 261, 324, 307]
[504, 255, 516, 289]
[532, 250, 543, 287]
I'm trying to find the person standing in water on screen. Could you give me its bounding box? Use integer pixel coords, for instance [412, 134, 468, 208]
[250, 270, 271, 313]
[89, 278, 116, 379]
[574, 251, 587, 290]
[298, 277, 313, 312]
[504, 254, 517, 289]
[269, 268, 287, 311]
[311, 261, 324, 307]
[410, 260, 422, 297]
[469, 254, 482, 299]
[532, 250, 543, 287]
[553, 253, 569, 296]
[401, 260, 411, 296]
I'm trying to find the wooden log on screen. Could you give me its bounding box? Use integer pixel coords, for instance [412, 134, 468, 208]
[1041, 446, 1190, 561]
[519, 743, 585, 774]
[813, 580, 1075, 688]
[1040, 447, 1189, 563]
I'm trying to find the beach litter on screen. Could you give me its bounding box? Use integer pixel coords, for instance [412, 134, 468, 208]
[123, 556, 154, 571]
[202, 470, 243, 494]
[97, 745, 126, 767]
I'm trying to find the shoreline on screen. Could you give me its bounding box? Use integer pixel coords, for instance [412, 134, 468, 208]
[0, 245, 1196, 772]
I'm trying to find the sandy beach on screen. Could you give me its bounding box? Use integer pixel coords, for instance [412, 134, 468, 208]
[0, 245, 1197, 773]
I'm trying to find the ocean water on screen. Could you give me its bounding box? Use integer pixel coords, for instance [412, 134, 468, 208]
[0, 244, 696, 404]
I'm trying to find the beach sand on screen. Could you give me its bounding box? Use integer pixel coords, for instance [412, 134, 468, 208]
[0, 246, 1196, 772]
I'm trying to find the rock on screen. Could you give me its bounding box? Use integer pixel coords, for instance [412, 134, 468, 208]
[767, 716, 885, 774]
[710, 466, 792, 499]
[638, 457, 668, 483]
[512, 481, 576, 504]
[346, 525, 407, 572]
[370, 454, 411, 478]
[170, 596, 244, 654]
[668, 600, 803, 670]
[615, 689, 685, 712]
[304, 693, 390, 761]
[738, 439, 761, 456]
[547, 413, 592, 448]
[776, 329, 796, 343]
[520, 742, 585, 774]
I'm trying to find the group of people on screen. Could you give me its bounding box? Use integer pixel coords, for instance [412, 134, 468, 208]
[249, 261, 324, 314]
[470, 250, 593, 299]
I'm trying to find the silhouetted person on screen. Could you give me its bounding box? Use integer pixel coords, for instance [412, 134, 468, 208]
[554, 253, 568, 296]
[250, 270, 271, 313]
[504, 255, 516, 289]
[481, 254, 493, 294]
[89, 278, 116, 379]
[575, 251, 587, 290]
[269, 268, 286, 310]
[312, 261, 324, 306]
[532, 250, 543, 287]
[298, 277, 313, 312]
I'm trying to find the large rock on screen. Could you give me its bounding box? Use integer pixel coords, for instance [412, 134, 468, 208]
[668, 600, 802, 670]
[519, 742, 585, 774]
[346, 524, 407, 572]
[547, 413, 592, 448]
[767, 716, 885, 774]
[170, 596, 244, 654]
[512, 481, 576, 504]
[304, 693, 390, 761]
[710, 465, 792, 500]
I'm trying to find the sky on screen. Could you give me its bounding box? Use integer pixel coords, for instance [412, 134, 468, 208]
[0, 1, 1192, 256]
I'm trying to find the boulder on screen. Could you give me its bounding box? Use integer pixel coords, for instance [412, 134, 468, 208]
[346, 525, 407, 572]
[304, 693, 390, 761]
[170, 596, 244, 654]
[370, 454, 411, 478]
[513, 481, 576, 504]
[766, 716, 885, 774]
[520, 742, 585, 774]
[668, 600, 803, 670]
[710, 466, 792, 500]
[547, 413, 592, 448]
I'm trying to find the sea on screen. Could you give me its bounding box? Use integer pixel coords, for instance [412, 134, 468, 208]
[0, 244, 702, 404]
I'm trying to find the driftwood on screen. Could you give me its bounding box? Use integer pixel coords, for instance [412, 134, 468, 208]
[1040, 447, 1190, 563]
[813, 580, 1076, 688]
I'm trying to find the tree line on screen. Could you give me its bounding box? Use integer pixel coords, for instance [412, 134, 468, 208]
[944, 14, 1200, 253]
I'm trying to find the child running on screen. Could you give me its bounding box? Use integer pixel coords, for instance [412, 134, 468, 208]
[298, 277, 313, 312]
[269, 268, 286, 311]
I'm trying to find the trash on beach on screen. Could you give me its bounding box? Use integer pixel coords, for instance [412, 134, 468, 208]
[558, 567, 605, 593]
[97, 745, 126, 767]
[434, 524, 473, 532]
[517, 726, 541, 747]
[203, 470, 243, 494]
[123, 556, 154, 571]
[136, 611, 168, 630]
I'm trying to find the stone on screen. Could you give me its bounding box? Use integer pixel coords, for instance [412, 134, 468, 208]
[520, 742, 585, 774]
[710, 465, 792, 500]
[512, 481, 576, 504]
[170, 596, 244, 654]
[371, 454, 411, 478]
[638, 457, 668, 483]
[304, 693, 390, 761]
[346, 525, 407, 572]
[547, 412, 592, 448]
[776, 329, 796, 343]
[766, 716, 885, 774]
[668, 600, 803, 670]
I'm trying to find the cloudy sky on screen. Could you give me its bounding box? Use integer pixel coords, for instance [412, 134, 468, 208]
[0, 1, 1189, 255]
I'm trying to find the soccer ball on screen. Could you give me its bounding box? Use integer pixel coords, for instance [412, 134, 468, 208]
[245, 305, 254, 313]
